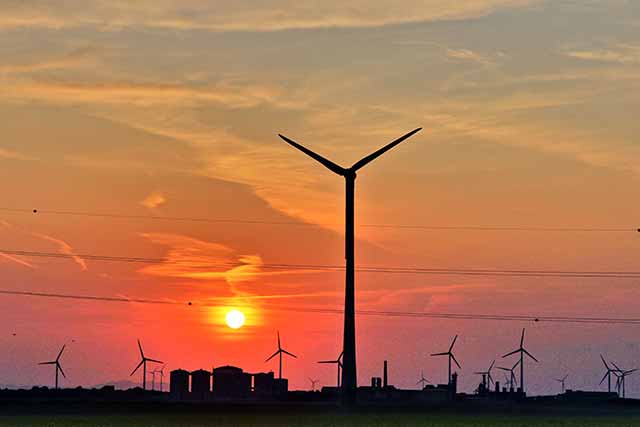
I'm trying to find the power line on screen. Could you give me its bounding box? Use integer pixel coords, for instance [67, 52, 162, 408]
[3, 249, 640, 279]
[2, 207, 637, 233]
[1, 289, 639, 325]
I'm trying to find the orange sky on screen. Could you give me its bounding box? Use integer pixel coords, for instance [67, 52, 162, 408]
[1, 0, 640, 396]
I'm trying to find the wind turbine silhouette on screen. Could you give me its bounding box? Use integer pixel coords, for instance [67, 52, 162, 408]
[502, 328, 538, 394]
[308, 378, 319, 391]
[150, 369, 157, 391]
[318, 351, 344, 387]
[38, 345, 66, 389]
[157, 365, 165, 392]
[611, 362, 636, 398]
[497, 359, 520, 391]
[431, 335, 461, 385]
[555, 374, 569, 393]
[130, 339, 162, 390]
[417, 371, 430, 389]
[265, 331, 297, 379]
[600, 355, 616, 393]
[279, 127, 422, 403]
[474, 360, 495, 388]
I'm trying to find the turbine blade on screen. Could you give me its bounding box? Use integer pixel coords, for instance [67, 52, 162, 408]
[265, 350, 280, 363]
[520, 328, 525, 347]
[39, 361, 56, 365]
[277, 331, 281, 350]
[611, 362, 623, 372]
[130, 360, 144, 376]
[56, 345, 66, 361]
[600, 371, 609, 385]
[282, 349, 297, 359]
[318, 360, 337, 364]
[431, 352, 448, 357]
[351, 128, 422, 171]
[338, 351, 344, 361]
[137, 339, 144, 358]
[512, 359, 521, 369]
[146, 358, 163, 364]
[58, 364, 66, 378]
[502, 349, 520, 358]
[449, 334, 458, 352]
[489, 360, 495, 371]
[600, 354, 610, 369]
[496, 367, 510, 372]
[451, 353, 462, 369]
[523, 348, 539, 363]
[278, 134, 346, 176]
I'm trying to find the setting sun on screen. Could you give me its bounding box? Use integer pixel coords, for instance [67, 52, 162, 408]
[225, 309, 246, 329]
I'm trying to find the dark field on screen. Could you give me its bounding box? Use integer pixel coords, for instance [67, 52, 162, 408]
[0, 410, 640, 427]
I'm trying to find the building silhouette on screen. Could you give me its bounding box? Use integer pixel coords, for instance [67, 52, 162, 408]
[212, 366, 252, 398]
[191, 369, 211, 400]
[169, 369, 189, 400]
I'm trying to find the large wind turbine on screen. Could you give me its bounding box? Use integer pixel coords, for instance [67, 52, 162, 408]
[279, 127, 422, 402]
[431, 334, 461, 385]
[130, 339, 162, 390]
[39, 345, 66, 389]
[318, 351, 344, 387]
[265, 331, 297, 380]
[502, 328, 538, 394]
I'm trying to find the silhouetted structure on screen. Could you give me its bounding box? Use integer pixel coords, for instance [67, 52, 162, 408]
[191, 369, 211, 400]
[600, 355, 616, 393]
[555, 374, 569, 393]
[497, 360, 519, 392]
[431, 335, 461, 385]
[279, 127, 421, 404]
[265, 331, 297, 380]
[502, 328, 538, 395]
[474, 360, 495, 391]
[130, 339, 162, 390]
[169, 369, 189, 400]
[38, 345, 67, 390]
[212, 366, 251, 398]
[417, 372, 430, 390]
[383, 360, 389, 388]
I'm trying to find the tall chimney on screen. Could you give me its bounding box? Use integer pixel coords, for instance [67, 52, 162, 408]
[383, 360, 388, 388]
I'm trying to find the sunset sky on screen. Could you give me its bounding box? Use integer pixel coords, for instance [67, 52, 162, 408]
[1, 0, 640, 396]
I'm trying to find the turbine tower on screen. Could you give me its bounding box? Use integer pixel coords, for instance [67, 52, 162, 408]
[600, 355, 615, 393]
[279, 127, 422, 403]
[265, 331, 297, 379]
[502, 328, 538, 394]
[130, 339, 162, 390]
[431, 334, 461, 385]
[474, 360, 495, 389]
[555, 374, 569, 393]
[318, 351, 344, 387]
[38, 344, 66, 389]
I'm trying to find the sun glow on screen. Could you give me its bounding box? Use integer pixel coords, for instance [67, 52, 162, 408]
[225, 309, 246, 329]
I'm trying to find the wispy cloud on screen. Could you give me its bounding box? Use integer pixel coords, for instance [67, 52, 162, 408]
[565, 44, 640, 65]
[0, 46, 99, 74]
[0, 0, 540, 32]
[31, 233, 88, 271]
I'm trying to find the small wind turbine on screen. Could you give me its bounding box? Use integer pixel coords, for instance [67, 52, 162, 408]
[157, 365, 165, 392]
[599, 355, 616, 393]
[265, 331, 297, 379]
[497, 359, 520, 391]
[130, 339, 162, 390]
[474, 360, 495, 389]
[149, 369, 157, 391]
[431, 335, 461, 385]
[502, 328, 538, 394]
[417, 371, 430, 389]
[308, 378, 319, 391]
[279, 127, 422, 403]
[318, 351, 343, 387]
[39, 345, 66, 389]
[555, 374, 569, 393]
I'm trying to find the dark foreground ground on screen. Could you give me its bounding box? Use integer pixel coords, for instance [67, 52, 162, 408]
[2, 401, 640, 426]
[2, 412, 640, 427]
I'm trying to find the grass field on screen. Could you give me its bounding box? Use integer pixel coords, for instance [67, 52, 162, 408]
[1, 412, 640, 427]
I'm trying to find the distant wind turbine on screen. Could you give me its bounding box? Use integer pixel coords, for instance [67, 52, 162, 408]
[417, 371, 430, 389]
[318, 351, 344, 387]
[474, 360, 495, 388]
[497, 359, 520, 391]
[308, 378, 319, 391]
[611, 362, 636, 398]
[265, 331, 297, 380]
[555, 374, 569, 393]
[38, 345, 66, 390]
[157, 365, 165, 392]
[431, 334, 461, 385]
[279, 127, 422, 403]
[502, 328, 538, 394]
[130, 339, 162, 390]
